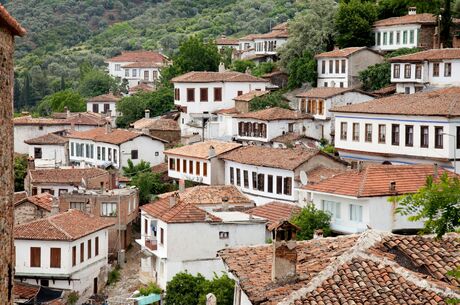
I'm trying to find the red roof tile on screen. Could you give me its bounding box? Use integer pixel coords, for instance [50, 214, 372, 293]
[14, 210, 114, 241]
[374, 13, 437, 27]
[15, 193, 54, 212]
[87, 93, 121, 103]
[24, 133, 68, 145]
[29, 168, 109, 184]
[234, 107, 311, 121]
[304, 166, 349, 185]
[14, 282, 39, 299]
[315, 47, 370, 58]
[129, 83, 155, 93]
[14, 113, 109, 126]
[216, 37, 239, 45]
[13, 191, 28, 203]
[247, 202, 301, 227]
[0, 4, 26, 36]
[107, 51, 168, 63]
[165, 140, 241, 159]
[122, 61, 164, 68]
[389, 48, 460, 62]
[304, 164, 457, 197]
[233, 90, 270, 102]
[132, 118, 180, 131]
[68, 127, 167, 145]
[171, 71, 268, 83]
[296, 87, 372, 99]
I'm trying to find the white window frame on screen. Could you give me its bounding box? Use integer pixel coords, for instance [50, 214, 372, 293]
[349, 204, 363, 222]
[322, 200, 341, 219]
[101, 202, 117, 217]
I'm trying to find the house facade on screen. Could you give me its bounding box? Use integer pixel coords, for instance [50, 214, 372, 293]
[171, 71, 268, 137]
[332, 87, 460, 172]
[165, 140, 241, 185]
[296, 88, 375, 142]
[68, 126, 166, 169]
[220, 146, 348, 205]
[24, 132, 69, 168]
[14, 193, 54, 225]
[315, 47, 383, 88]
[106, 50, 169, 89]
[136, 186, 264, 289]
[14, 210, 113, 297]
[86, 93, 121, 125]
[389, 48, 460, 94]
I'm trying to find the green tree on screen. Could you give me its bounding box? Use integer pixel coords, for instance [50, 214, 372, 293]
[249, 92, 290, 111]
[290, 203, 331, 240]
[173, 36, 221, 75]
[377, 0, 442, 19]
[165, 272, 207, 305]
[286, 52, 317, 89]
[252, 62, 276, 77]
[231, 60, 256, 73]
[395, 172, 460, 238]
[132, 172, 167, 204]
[116, 87, 174, 128]
[36, 89, 85, 115]
[122, 159, 152, 178]
[14, 155, 28, 192]
[335, 0, 378, 48]
[440, 0, 453, 47]
[198, 274, 235, 305]
[78, 69, 116, 98]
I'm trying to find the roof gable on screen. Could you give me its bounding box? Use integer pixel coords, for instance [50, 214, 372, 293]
[67, 127, 167, 145]
[171, 71, 268, 83]
[165, 140, 241, 159]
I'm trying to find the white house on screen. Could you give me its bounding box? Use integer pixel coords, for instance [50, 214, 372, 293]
[165, 140, 241, 185]
[86, 93, 121, 125]
[14, 113, 109, 154]
[14, 209, 113, 297]
[136, 185, 265, 289]
[105, 50, 169, 89]
[219, 146, 348, 205]
[216, 37, 239, 51]
[233, 107, 312, 145]
[296, 87, 375, 142]
[332, 87, 460, 172]
[300, 164, 454, 234]
[315, 47, 383, 88]
[389, 48, 460, 94]
[24, 132, 69, 168]
[67, 126, 167, 169]
[171, 71, 268, 138]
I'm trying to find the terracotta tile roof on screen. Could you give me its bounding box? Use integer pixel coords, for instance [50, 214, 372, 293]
[304, 165, 349, 185]
[87, 93, 121, 103]
[239, 34, 260, 41]
[14, 116, 69, 126]
[107, 51, 168, 63]
[233, 90, 270, 102]
[0, 4, 26, 36]
[234, 107, 311, 121]
[165, 140, 241, 159]
[216, 37, 239, 45]
[132, 118, 180, 131]
[372, 84, 396, 96]
[262, 70, 287, 78]
[67, 127, 167, 145]
[151, 162, 168, 174]
[29, 168, 109, 184]
[374, 13, 437, 27]
[296, 87, 371, 99]
[331, 87, 460, 117]
[253, 29, 289, 40]
[14, 113, 109, 126]
[213, 107, 240, 115]
[315, 47, 370, 58]
[219, 231, 460, 305]
[129, 83, 155, 93]
[14, 282, 39, 299]
[121, 61, 164, 68]
[24, 132, 68, 145]
[220, 147, 325, 171]
[13, 191, 28, 203]
[15, 193, 54, 212]
[14, 209, 114, 241]
[389, 48, 460, 62]
[272, 22, 288, 31]
[247, 202, 301, 227]
[171, 71, 268, 83]
[271, 133, 318, 148]
[304, 164, 457, 197]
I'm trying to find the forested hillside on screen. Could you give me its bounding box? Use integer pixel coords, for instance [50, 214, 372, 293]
[4, 0, 305, 109]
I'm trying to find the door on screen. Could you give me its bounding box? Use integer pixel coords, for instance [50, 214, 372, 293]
[93, 277, 98, 295]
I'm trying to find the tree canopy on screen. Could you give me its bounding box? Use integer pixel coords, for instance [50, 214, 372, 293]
[290, 204, 331, 240]
[249, 92, 291, 112]
[78, 69, 118, 97]
[36, 89, 85, 115]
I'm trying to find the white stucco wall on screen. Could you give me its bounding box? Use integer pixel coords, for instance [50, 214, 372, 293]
[27, 144, 68, 168]
[373, 24, 421, 51]
[166, 156, 212, 185]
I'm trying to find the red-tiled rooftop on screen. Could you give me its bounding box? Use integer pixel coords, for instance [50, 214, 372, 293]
[68, 127, 167, 145]
[24, 132, 68, 145]
[29, 168, 108, 184]
[304, 164, 457, 197]
[315, 47, 375, 58]
[165, 140, 241, 159]
[132, 118, 180, 131]
[87, 93, 121, 103]
[234, 107, 311, 121]
[331, 87, 460, 117]
[14, 113, 109, 126]
[296, 87, 371, 99]
[171, 71, 268, 83]
[247, 202, 301, 227]
[122, 61, 164, 68]
[129, 83, 155, 93]
[233, 90, 269, 102]
[374, 13, 437, 27]
[15, 193, 54, 212]
[216, 37, 239, 45]
[107, 50, 168, 63]
[389, 48, 460, 62]
[14, 210, 114, 241]
[0, 4, 26, 36]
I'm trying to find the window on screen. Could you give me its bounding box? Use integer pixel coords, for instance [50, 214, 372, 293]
[340, 82, 344, 88]
[335, 60, 340, 74]
[276, 176, 283, 194]
[376, 32, 381, 45]
[101, 202, 117, 216]
[435, 127, 443, 149]
[396, 31, 400, 44]
[214, 88, 222, 102]
[174, 88, 180, 100]
[153, 71, 158, 80]
[219, 232, 229, 239]
[182, 159, 187, 173]
[187, 88, 195, 102]
[203, 163, 208, 177]
[352, 123, 360, 141]
[391, 124, 400, 145]
[378, 125, 386, 144]
[125, 69, 129, 77]
[257, 174, 264, 191]
[457, 127, 460, 149]
[252, 172, 257, 190]
[236, 168, 241, 186]
[445, 63, 452, 77]
[71, 143, 75, 156]
[90, 144, 94, 159]
[30, 247, 41, 267]
[420, 126, 429, 148]
[88, 240, 92, 259]
[115, 64, 121, 71]
[95, 237, 99, 256]
[240, 170, 248, 188]
[383, 32, 387, 45]
[175, 158, 180, 172]
[132, 69, 137, 77]
[318, 100, 324, 115]
[101, 147, 106, 161]
[143, 70, 149, 81]
[404, 64, 411, 78]
[160, 228, 164, 245]
[72, 246, 76, 267]
[405, 125, 414, 147]
[393, 64, 400, 78]
[329, 60, 333, 73]
[169, 158, 175, 170]
[321, 60, 326, 74]
[80, 243, 84, 263]
[230, 167, 234, 184]
[131, 150, 138, 160]
[409, 30, 414, 44]
[324, 82, 328, 87]
[237, 91, 243, 96]
[50, 249, 61, 268]
[283, 177, 292, 195]
[288, 123, 294, 133]
[349, 204, 363, 222]
[189, 160, 193, 174]
[405, 87, 411, 94]
[403, 31, 407, 44]
[70, 202, 85, 211]
[85, 144, 90, 158]
[415, 64, 422, 79]
[433, 63, 440, 77]
[200, 88, 208, 102]
[341, 60, 346, 73]
[267, 175, 273, 193]
[108, 148, 112, 162]
[365, 124, 372, 142]
[196, 162, 201, 176]
[389, 31, 393, 44]
[34, 147, 42, 159]
[322, 200, 341, 219]
[340, 122, 347, 140]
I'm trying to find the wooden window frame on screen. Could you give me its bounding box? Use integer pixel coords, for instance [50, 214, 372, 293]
[203, 162, 208, 177]
[435, 126, 443, 149]
[72, 246, 76, 267]
[378, 124, 386, 144]
[50, 248, 61, 268]
[420, 125, 429, 148]
[30, 247, 41, 268]
[200, 88, 208, 102]
[95, 237, 99, 257]
[391, 124, 400, 146]
[80, 242, 84, 263]
[187, 88, 195, 102]
[214, 88, 222, 102]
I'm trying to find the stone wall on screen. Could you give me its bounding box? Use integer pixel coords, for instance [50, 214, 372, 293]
[14, 202, 51, 225]
[0, 26, 15, 305]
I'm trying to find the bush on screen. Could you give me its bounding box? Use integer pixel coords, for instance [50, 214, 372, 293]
[107, 265, 121, 285]
[67, 291, 79, 305]
[138, 282, 162, 296]
[291, 203, 331, 240]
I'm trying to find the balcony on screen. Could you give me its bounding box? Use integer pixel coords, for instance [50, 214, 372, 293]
[145, 237, 158, 251]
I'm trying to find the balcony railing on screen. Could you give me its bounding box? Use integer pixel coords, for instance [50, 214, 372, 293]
[145, 236, 158, 251]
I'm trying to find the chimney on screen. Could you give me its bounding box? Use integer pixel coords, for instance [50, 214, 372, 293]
[313, 229, 324, 239]
[64, 106, 70, 118]
[271, 221, 298, 282]
[100, 182, 105, 193]
[145, 109, 150, 119]
[245, 66, 251, 74]
[408, 7, 416, 15]
[389, 181, 396, 192]
[70, 122, 75, 131]
[208, 145, 216, 158]
[222, 196, 229, 211]
[105, 123, 112, 134]
[142, 128, 150, 135]
[206, 293, 217, 305]
[169, 192, 179, 208]
[218, 62, 226, 73]
[51, 197, 60, 216]
[27, 157, 35, 171]
[178, 179, 185, 193]
[433, 163, 439, 178]
[357, 161, 364, 172]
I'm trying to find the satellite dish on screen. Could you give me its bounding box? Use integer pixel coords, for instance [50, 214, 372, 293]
[300, 171, 308, 186]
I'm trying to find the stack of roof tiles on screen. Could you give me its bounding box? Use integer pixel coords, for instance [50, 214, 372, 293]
[234, 107, 311, 121]
[29, 168, 108, 184]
